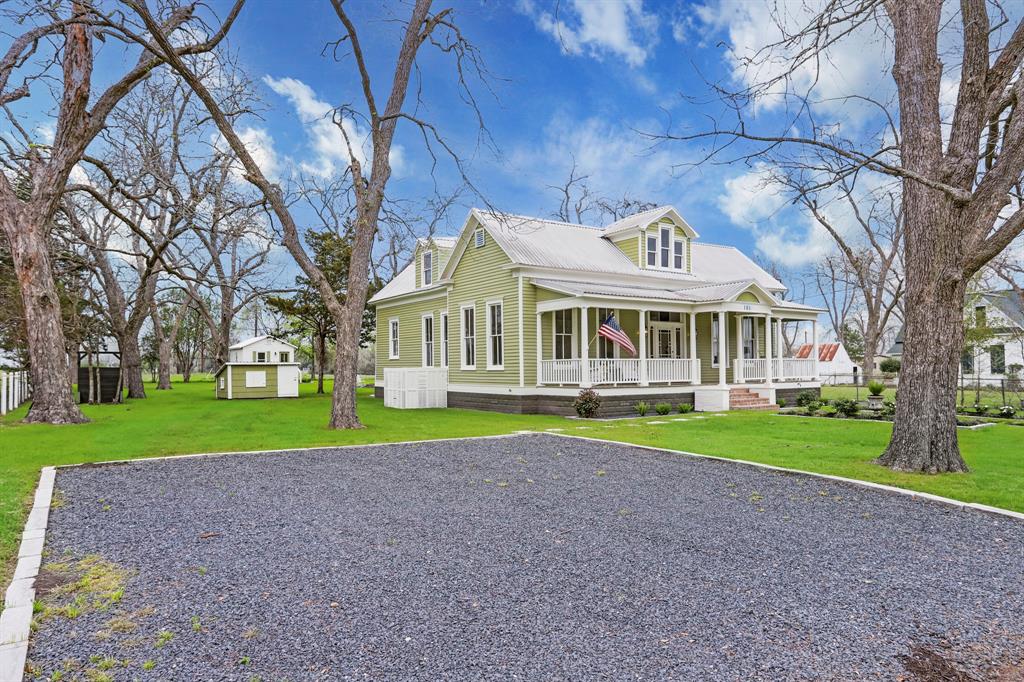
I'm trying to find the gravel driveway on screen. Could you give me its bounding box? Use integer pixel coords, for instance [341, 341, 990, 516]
[25, 434, 1024, 680]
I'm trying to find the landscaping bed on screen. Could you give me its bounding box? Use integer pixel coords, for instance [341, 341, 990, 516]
[23, 435, 1024, 680]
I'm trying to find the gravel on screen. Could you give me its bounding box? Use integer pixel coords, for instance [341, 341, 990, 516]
[26, 433, 1024, 681]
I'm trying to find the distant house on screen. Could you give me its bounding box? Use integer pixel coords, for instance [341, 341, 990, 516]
[369, 206, 827, 413]
[214, 335, 300, 399]
[888, 289, 1024, 383]
[793, 342, 859, 381]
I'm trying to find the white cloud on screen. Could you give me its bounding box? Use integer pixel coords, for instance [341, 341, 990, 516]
[519, 0, 659, 67]
[509, 113, 681, 210]
[263, 75, 405, 178]
[236, 127, 280, 181]
[716, 163, 833, 266]
[694, 0, 894, 127]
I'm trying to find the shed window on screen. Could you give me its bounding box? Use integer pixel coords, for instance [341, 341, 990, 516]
[245, 371, 266, 388]
[253, 351, 268, 363]
[389, 319, 400, 359]
[279, 352, 290, 363]
[219, 377, 225, 389]
[487, 301, 503, 369]
[422, 251, 432, 286]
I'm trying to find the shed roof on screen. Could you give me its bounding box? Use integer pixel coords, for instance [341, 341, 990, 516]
[228, 335, 297, 350]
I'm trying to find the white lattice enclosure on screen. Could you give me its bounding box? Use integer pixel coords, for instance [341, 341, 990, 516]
[383, 367, 448, 409]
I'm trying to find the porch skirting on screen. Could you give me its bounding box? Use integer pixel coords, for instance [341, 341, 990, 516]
[374, 384, 820, 417]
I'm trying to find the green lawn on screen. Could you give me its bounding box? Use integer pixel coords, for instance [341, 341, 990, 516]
[2, 379, 1021, 598]
[822, 383, 1023, 407]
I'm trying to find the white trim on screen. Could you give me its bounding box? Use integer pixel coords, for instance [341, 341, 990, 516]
[517, 276, 525, 387]
[460, 303, 476, 370]
[440, 311, 449, 368]
[485, 299, 505, 371]
[445, 381, 819, 396]
[388, 318, 400, 360]
[227, 365, 233, 399]
[421, 312, 435, 368]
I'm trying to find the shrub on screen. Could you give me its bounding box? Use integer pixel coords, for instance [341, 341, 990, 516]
[804, 400, 821, 415]
[655, 402, 672, 416]
[635, 400, 649, 416]
[677, 403, 693, 414]
[881, 400, 896, 417]
[879, 357, 901, 373]
[973, 402, 989, 415]
[999, 405, 1016, 418]
[777, 398, 787, 408]
[572, 389, 602, 418]
[867, 380, 885, 396]
[834, 398, 859, 417]
[819, 405, 838, 417]
[796, 390, 818, 407]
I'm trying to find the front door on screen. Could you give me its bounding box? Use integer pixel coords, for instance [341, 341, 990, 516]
[650, 324, 683, 358]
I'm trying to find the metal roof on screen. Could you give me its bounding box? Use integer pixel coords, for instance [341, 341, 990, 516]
[228, 335, 297, 350]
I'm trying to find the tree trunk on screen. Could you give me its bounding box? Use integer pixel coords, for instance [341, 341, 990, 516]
[861, 316, 881, 383]
[329, 318, 361, 428]
[315, 334, 326, 394]
[2, 215, 87, 424]
[157, 336, 173, 389]
[120, 332, 147, 398]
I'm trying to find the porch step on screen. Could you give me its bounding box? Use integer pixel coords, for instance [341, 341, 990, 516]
[728, 388, 777, 411]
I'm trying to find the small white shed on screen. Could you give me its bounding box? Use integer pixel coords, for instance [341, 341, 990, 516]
[215, 335, 301, 400]
[229, 335, 297, 364]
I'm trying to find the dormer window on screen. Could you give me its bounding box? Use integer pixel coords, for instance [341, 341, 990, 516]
[422, 250, 432, 286]
[645, 224, 686, 271]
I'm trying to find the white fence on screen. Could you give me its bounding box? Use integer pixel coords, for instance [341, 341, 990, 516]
[1, 370, 30, 416]
[646, 358, 698, 383]
[383, 367, 447, 409]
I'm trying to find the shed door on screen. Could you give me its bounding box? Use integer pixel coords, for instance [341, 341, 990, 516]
[277, 366, 300, 397]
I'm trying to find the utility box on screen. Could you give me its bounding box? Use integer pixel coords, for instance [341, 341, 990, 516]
[383, 367, 447, 409]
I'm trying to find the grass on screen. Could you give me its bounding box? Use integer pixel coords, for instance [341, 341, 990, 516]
[822, 383, 1024, 407]
[2, 378, 1021, 598]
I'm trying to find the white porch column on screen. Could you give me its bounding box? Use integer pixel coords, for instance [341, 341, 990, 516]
[638, 309, 649, 386]
[735, 314, 744, 383]
[580, 305, 591, 387]
[1, 371, 7, 415]
[689, 312, 698, 384]
[812, 318, 820, 379]
[536, 311, 543, 385]
[717, 311, 727, 386]
[765, 314, 774, 386]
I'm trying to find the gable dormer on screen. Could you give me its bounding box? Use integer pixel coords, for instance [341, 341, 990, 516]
[413, 237, 457, 288]
[603, 206, 697, 274]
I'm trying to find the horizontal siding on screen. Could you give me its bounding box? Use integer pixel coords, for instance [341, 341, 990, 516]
[230, 364, 279, 398]
[376, 296, 448, 381]
[612, 235, 640, 267]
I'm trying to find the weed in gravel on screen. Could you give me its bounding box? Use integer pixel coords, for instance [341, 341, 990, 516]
[197, 566, 208, 576]
[497, 481, 509, 488]
[242, 627, 260, 639]
[154, 629, 174, 648]
[617, 508, 633, 517]
[191, 615, 202, 632]
[84, 670, 113, 682]
[239, 656, 251, 665]
[142, 660, 156, 670]
[749, 492, 764, 503]
[33, 555, 131, 628]
[106, 615, 137, 633]
[50, 489, 67, 509]
[596, 469, 607, 476]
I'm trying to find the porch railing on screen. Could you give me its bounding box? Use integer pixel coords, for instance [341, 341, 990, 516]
[539, 359, 581, 385]
[590, 358, 641, 385]
[647, 358, 698, 383]
[735, 357, 817, 382]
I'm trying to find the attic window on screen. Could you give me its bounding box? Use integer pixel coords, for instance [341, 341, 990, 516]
[422, 251, 432, 286]
[474, 228, 485, 248]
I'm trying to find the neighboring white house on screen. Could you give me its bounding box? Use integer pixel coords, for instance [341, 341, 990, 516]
[794, 342, 860, 382]
[215, 335, 301, 400]
[228, 335, 296, 364]
[889, 289, 1024, 385]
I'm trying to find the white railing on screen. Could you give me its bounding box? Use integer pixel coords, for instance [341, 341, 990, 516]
[736, 358, 769, 382]
[775, 358, 816, 380]
[1, 370, 30, 416]
[589, 358, 641, 385]
[539, 359, 582, 384]
[647, 358, 698, 383]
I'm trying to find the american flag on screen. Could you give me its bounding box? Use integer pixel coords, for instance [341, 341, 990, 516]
[598, 313, 637, 356]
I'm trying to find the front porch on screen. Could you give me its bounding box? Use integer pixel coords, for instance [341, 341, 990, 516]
[538, 356, 817, 386]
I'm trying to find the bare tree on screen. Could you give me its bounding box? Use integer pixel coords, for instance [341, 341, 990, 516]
[0, 0, 241, 422]
[128, 0, 490, 428]
[652, 1, 1024, 472]
[548, 159, 657, 225]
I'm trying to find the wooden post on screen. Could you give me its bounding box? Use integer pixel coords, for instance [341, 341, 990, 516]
[536, 311, 543, 385]
[639, 309, 648, 386]
[580, 305, 591, 388]
[765, 314, 774, 386]
[717, 311, 727, 386]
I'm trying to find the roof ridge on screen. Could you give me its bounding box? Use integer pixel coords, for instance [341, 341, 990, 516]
[476, 209, 602, 231]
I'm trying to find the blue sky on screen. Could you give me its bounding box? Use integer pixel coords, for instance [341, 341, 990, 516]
[208, 0, 856, 280]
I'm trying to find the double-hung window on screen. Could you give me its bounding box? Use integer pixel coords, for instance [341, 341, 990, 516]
[742, 317, 756, 359]
[553, 309, 574, 360]
[389, 318, 400, 359]
[711, 317, 720, 367]
[461, 305, 476, 369]
[660, 226, 671, 268]
[422, 315, 434, 367]
[673, 240, 684, 269]
[486, 301, 504, 369]
[440, 312, 449, 368]
[990, 344, 1005, 374]
[646, 234, 657, 267]
[422, 251, 432, 286]
[645, 225, 686, 271]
